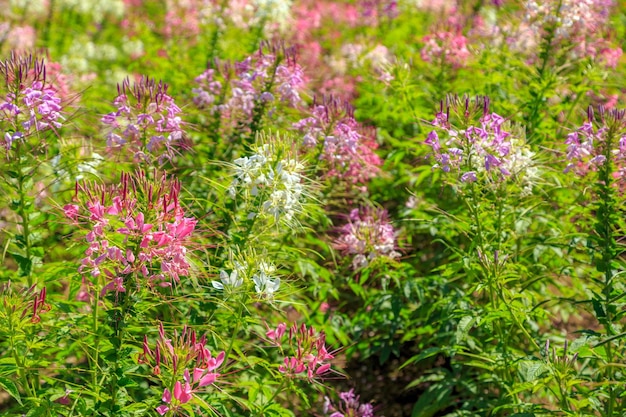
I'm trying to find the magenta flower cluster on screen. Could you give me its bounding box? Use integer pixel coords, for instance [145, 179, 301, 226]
[193, 46, 306, 126]
[0, 54, 64, 151]
[138, 322, 225, 415]
[101, 77, 186, 163]
[63, 171, 197, 296]
[292, 97, 382, 187]
[266, 322, 334, 381]
[323, 389, 376, 417]
[420, 31, 470, 69]
[334, 207, 399, 270]
[565, 108, 626, 178]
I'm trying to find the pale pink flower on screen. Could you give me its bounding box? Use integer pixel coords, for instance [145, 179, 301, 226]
[421, 31, 471, 69]
[334, 208, 399, 270]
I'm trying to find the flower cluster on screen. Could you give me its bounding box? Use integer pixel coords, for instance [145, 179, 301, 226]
[212, 258, 281, 298]
[334, 208, 399, 270]
[1, 283, 51, 325]
[565, 107, 626, 180]
[229, 141, 306, 224]
[0, 53, 65, 151]
[138, 322, 225, 415]
[217, 0, 293, 34]
[64, 171, 197, 296]
[425, 99, 537, 192]
[101, 77, 187, 164]
[420, 31, 471, 69]
[360, 0, 399, 25]
[323, 389, 376, 417]
[266, 322, 334, 380]
[292, 97, 381, 187]
[193, 45, 306, 135]
[523, 0, 621, 65]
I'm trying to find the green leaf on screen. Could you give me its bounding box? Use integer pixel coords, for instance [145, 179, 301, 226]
[400, 347, 442, 370]
[26, 406, 49, 417]
[518, 360, 548, 382]
[9, 252, 32, 276]
[455, 316, 475, 343]
[411, 383, 452, 417]
[0, 376, 22, 405]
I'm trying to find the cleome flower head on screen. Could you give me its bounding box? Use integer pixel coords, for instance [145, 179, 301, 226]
[565, 105, 626, 184]
[323, 389, 377, 417]
[421, 30, 471, 69]
[334, 207, 400, 270]
[212, 251, 282, 300]
[64, 171, 197, 297]
[138, 322, 225, 416]
[102, 76, 188, 164]
[0, 52, 65, 152]
[266, 321, 335, 381]
[523, 0, 619, 65]
[292, 95, 381, 189]
[228, 134, 308, 226]
[193, 43, 306, 137]
[425, 96, 538, 194]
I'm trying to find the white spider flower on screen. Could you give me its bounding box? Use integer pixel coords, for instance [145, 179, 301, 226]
[252, 271, 280, 297]
[212, 269, 244, 290]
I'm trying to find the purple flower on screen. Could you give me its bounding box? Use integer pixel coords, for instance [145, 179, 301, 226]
[564, 107, 626, 179]
[324, 389, 377, 417]
[102, 77, 187, 164]
[425, 99, 536, 189]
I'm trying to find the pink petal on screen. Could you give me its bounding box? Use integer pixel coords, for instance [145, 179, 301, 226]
[193, 368, 204, 383]
[156, 405, 169, 415]
[173, 381, 183, 401]
[162, 388, 171, 403]
[198, 372, 218, 387]
[316, 363, 331, 375]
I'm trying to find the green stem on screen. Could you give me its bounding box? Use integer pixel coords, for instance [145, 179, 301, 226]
[255, 378, 288, 417]
[222, 293, 248, 371]
[596, 123, 617, 417]
[92, 289, 101, 401]
[108, 284, 134, 411]
[17, 169, 33, 285]
[8, 316, 36, 400]
[525, 3, 559, 142]
[246, 54, 281, 147]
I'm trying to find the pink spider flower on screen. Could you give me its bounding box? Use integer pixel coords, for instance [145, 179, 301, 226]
[267, 322, 335, 381]
[292, 96, 382, 188]
[421, 31, 470, 69]
[140, 323, 225, 415]
[334, 207, 400, 270]
[523, 0, 618, 65]
[65, 171, 197, 297]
